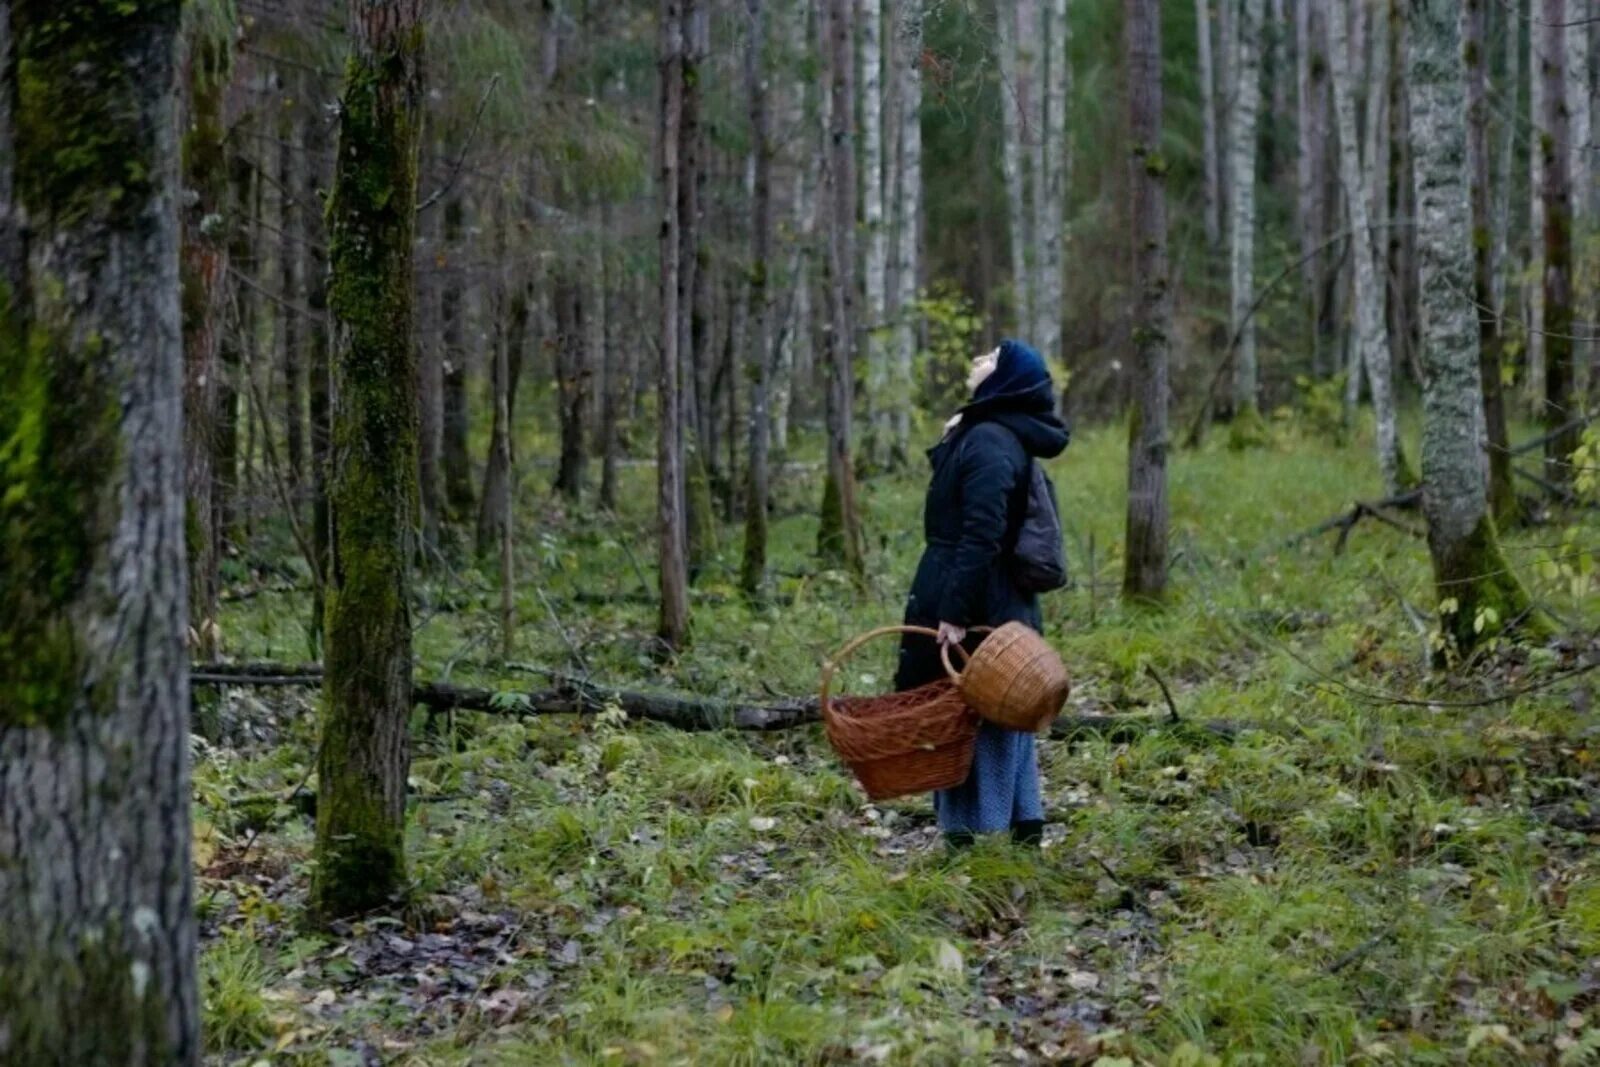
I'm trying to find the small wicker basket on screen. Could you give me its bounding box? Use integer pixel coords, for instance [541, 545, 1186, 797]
[820, 626, 979, 801]
[941, 622, 1070, 733]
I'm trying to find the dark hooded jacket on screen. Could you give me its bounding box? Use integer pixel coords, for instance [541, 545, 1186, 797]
[896, 340, 1070, 690]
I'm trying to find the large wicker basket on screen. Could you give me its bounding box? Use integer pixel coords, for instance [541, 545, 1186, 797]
[821, 626, 979, 801]
[941, 622, 1070, 733]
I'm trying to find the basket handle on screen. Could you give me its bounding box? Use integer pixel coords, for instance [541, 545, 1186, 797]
[819, 625, 970, 720]
[938, 625, 994, 684]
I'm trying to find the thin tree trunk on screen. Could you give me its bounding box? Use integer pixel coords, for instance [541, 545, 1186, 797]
[1036, 0, 1069, 366]
[553, 280, 589, 500]
[220, 130, 254, 546]
[1123, 0, 1171, 602]
[889, 0, 923, 463]
[478, 279, 526, 556]
[1465, 0, 1518, 524]
[280, 101, 304, 490]
[1228, 0, 1266, 419]
[1408, 0, 1534, 654]
[996, 0, 1031, 335]
[1540, 0, 1577, 486]
[658, 0, 690, 650]
[1528, 4, 1547, 411]
[599, 208, 625, 510]
[1329, 0, 1403, 492]
[306, 94, 332, 648]
[416, 166, 444, 554]
[1565, 5, 1591, 397]
[820, 0, 864, 575]
[1297, 0, 1333, 378]
[314, 0, 425, 921]
[1199, 0, 1223, 253]
[861, 0, 889, 467]
[182, 22, 232, 662]
[742, 0, 773, 594]
[0, 5, 198, 1061]
[441, 194, 474, 522]
[1491, 0, 1518, 325]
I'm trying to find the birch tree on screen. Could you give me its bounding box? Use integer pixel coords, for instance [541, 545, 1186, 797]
[1035, 0, 1069, 365]
[889, 0, 923, 462]
[1228, 0, 1266, 423]
[1407, 0, 1534, 654]
[996, 0, 1031, 335]
[861, 0, 889, 467]
[314, 0, 426, 919]
[0, 1, 199, 1059]
[1124, 0, 1171, 602]
[1528, 7, 1547, 409]
[1329, 0, 1404, 492]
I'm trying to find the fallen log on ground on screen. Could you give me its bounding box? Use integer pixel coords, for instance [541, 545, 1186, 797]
[192, 662, 1251, 740]
[1285, 489, 1423, 552]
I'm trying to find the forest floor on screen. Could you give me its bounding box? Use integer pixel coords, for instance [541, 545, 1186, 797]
[195, 416, 1600, 1066]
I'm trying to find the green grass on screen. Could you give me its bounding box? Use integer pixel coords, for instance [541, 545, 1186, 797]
[195, 415, 1600, 1065]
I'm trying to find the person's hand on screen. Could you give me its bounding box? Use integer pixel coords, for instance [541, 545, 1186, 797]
[937, 622, 967, 647]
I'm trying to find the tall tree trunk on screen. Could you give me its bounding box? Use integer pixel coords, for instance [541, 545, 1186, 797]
[1228, 0, 1266, 420]
[742, 0, 773, 594]
[1465, 0, 1518, 524]
[1199, 0, 1223, 253]
[680, 0, 715, 574]
[1565, 6, 1591, 398]
[599, 207, 625, 510]
[861, 0, 889, 468]
[416, 171, 443, 553]
[478, 278, 527, 557]
[1491, 0, 1518, 326]
[553, 280, 589, 500]
[314, 0, 425, 921]
[657, 0, 690, 649]
[1123, 0, 1171, 602]
[1540, 0, 1577, 485]
[1528, 4, 1547, 411]
[306, 97, 332, 649]
[1408, 0, 1534, 655]
[0, 2, 199, 1060]
[888, 0, 923, 463]
[220, 125, 254, 547]
[1297, 0, 1333, 378]
[1036, 0, 1069, 366]
[1329, 0, 1403, 492]
[996, 0, 1031, 335]
[181, 17, 232, 662]
[820, 0, 864, 575]
[441, 194, 474, 522]
[280, 100, 304, 490]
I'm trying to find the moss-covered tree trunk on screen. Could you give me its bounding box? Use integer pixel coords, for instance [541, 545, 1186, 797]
[0, 1, 198, 1060]
[1122, 0, 1171, 603]
[1407, 0, 1535, 655]
[819, 0, 865, 578]
[314, 0, 425, 921]
[658, 0, 691, 650]
[1464, 0, 1518, 526]
[181, 9, 232, 661]
[740, 0, 773, 595]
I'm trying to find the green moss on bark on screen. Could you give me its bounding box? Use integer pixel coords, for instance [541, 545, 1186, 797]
[1432, 513, 1544, 655]
[0, 284, 121, 728]
[13, 1, 180, 228]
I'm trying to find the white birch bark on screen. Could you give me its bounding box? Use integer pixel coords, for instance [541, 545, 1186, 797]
[1036, 0, 1069, 364]
[1228, 0, 1266, 415]
[1566, 11, 1591, 392]
[861, 0, 889, 464]
[1410, 0, 1530, 650]
[890, 0, 924, 459]
[997, 1, 1032, 335]
[1199, 0, 1224, 251]
[1491, 0, 1518, 323]
[1330, 0, 1403, 491]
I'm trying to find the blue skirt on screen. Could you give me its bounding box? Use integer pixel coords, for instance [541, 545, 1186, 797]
[934, 720, 1043, 833]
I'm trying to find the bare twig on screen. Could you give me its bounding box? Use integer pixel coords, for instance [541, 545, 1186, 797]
[417, 75, 502, 214]
[1146, 664, 1181, 723]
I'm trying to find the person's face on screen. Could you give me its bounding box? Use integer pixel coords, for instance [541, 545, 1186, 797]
[967, 348, 1000, 394]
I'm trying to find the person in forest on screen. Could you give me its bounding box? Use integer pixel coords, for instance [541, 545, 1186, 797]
[897, 339, 1071, 849]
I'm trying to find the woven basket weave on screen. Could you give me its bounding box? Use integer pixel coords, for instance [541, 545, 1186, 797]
[820, 626, 979, 801]
[941, 622, 1070, 733]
